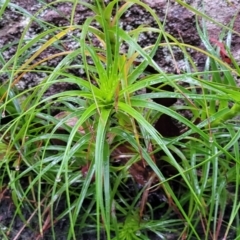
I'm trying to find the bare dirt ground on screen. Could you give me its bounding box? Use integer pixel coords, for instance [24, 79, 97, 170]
[1, 0, 240, 239]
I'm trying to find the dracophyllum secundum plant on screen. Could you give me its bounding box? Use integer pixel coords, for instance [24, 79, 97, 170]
[57, 1, 212, 238]
[2, 0, 240, 239]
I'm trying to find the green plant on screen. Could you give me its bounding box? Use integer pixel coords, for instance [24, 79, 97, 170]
[1, 0, 240, 239]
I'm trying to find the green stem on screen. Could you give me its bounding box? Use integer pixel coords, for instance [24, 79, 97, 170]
[212, 103, 240, 127]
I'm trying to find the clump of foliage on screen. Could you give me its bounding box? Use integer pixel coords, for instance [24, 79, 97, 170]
[0, 0, 240, 239]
